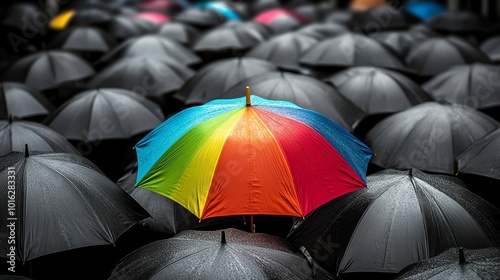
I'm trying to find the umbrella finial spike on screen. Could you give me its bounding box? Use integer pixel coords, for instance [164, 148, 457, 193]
[459, 247, 466, 264]
[246, 86, 251, 106]
[221, 230, 226, 244]
[25, 144, 29, 158]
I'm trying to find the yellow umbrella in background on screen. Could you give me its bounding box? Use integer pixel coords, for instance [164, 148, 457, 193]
[49, 9, 75, 30]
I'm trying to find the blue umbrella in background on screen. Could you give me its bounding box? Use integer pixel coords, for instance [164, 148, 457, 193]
[405, 1, 447, 20]
[195, 1, 241, 20]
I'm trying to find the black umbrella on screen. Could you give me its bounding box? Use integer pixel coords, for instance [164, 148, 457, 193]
[251, 0, 281, 16]
[0, 118, 80, 156]
[45, 88, 164, 142]
[254, 8, 309, 34]
[457, 128, 500, 181]
[299, 33, 408, 73]
[221, 71, 365, 132]
[0, 82, 54, 120]
[324, 66, 432, 115]
[0, 3, 46, 53]
[296, 22, 348, 40]
[174, 8, 226, 29]
[408, 23, 442, 41]
[425, 11, 498, 35]
[287, 169, 500, 275]
[2, 51, 95, 91]
[0, 150, 149, 262]
[48, 26, 115, 53]
[396, 247, 500, 280]
[67, 8, 114, 28]
[371, 31, 416, 59]
[365, 102, 499, 174]
[0, 276, 32, 280]
[88, 56, 194, 97]
[106, 15, 159, 41]
[109, 228, 334, 279]
[173, 57, 277, 105]
[422, 64, 500, 114]
[245, 32, 318, 73]
[157, 22, 200, 46]
[349, 6, 421, 33]
[193, 21, 272, 54]
[96, 35, 201, 67]
[481, 35, 500, 63]
[324, 9, 357, 26]
[405, 36, 492, 77]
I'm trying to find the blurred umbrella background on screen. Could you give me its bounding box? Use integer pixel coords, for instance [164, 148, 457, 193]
[1, 0, 500, 279]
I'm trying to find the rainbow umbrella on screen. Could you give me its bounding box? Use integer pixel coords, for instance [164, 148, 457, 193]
[135, 87, 372, 223]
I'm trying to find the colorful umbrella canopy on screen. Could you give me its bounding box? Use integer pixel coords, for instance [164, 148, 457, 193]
[135, 92, 372, 220]
[133, 12, 170, 23]
[396, 247, 500, 279]
[405, 1, 447, 20]
[194, 2, 242, 21]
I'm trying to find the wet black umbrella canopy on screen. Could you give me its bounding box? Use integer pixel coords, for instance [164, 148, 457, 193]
[0, 82, 54, 120]
[365, 101, 499, 174]
[2, 51, 95, 91]
[173, 57, 277, 105]
[287, 169, 500, 275]
[0, 150, 149, 262]
[396, 247, 500, 279]
[457, 128, 500, 181]
[109, 228, 335, 279]
[0, 117, 79, 156]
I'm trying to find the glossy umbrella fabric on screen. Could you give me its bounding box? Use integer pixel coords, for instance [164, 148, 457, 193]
[107, 16, 159, 41]
[324, 67, 432, 115]
[0, 118, 79, 156]
[48, 27, 115, 53]
[88, 56, 194, 97]
[118, 166, 245, 235]
[67, 8, 114, 28]
[135, 95, 372, 219]
[0, 82, 54, 119]
[287, 169, 500, 275]
[45, 88, 164, 142]
[246, 32, 318, 73]
[2, 51, 95, 91]
[194, 2, 242, 20]
[457, 128, 500, 181]
[221, 72, 365, 132]
[157, 22, 200, 46]
[406, 36, 492, 77]
[405, 1, 447, 20]
[254, 8, 309, 33]
[481, 36, 500, 63]
[296, 22, 348, 40]
[173, 57, 277, 105]
[174, 8, 226, 28]
[193, 21, 272, 53]
[365, 102, 499, 174]
[299, 33, 407, 72]
[372, 31, 416, 58]
[0, 151, 150, 262]
[422, 64, 500, 110]
[396, 247, 500, 280]
[109, 228, 334, 279]
[96, 35, 201, 67]
[133, 12, 170, 24]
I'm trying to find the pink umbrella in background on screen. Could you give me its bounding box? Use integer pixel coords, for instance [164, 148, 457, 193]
[133, 11, 170, 23]
[254, 8, 308, 33]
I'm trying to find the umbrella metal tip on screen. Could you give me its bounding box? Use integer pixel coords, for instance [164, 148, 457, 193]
[459, 247, 466, 264]
[221, 230, 227, 244]
[25, 144, 29, 158]
[246, 86, 251, 106]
